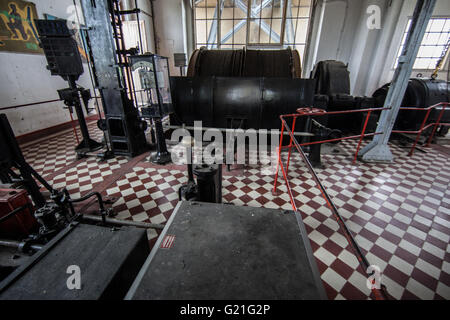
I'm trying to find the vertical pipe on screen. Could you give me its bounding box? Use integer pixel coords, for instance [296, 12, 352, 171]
[246, 0, 251, 44]
[232, 0, 235, 48]
[69, 111, 80, 145]
[134, 0, 144, 52]
[150, 0, 158, 53]
[280, 0, 288, 45]
[217, 0, 222, 48]
[258, 0, 263, 44]
[69, 77, 92, 147]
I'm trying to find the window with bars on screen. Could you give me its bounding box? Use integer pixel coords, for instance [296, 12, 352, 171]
[193, 0, 312, 60]
[395, 17, 450, 70]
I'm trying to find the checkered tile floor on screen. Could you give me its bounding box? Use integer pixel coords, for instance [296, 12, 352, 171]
[21, 121, 105, 177]
[104, 166, 186, 241]
[19, 123, 450, 300]
[284, 140, 450, 300]
[48, 156, 129, 199]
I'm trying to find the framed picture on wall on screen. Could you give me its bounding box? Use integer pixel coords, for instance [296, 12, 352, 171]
[0, 0, 43, 54]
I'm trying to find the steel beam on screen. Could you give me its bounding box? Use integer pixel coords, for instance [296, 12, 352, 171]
[285, 0, 295, 44]
[359, 0, 437, 162]
[207, 0, 225, 48]
[221, 0, 280, 44]
[221, 20, 246, 44]
[237, 0, 280, 42]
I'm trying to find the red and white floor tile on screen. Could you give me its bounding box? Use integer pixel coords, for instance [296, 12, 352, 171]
[19, 124, 450, 300]
[21, 121, 105, 177]
[104, 166, 187, 241]
[48, 156, 129, 199]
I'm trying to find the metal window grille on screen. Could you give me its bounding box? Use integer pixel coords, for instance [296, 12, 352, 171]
[193, 0, 312, 60]
[395, 17, 450, 70]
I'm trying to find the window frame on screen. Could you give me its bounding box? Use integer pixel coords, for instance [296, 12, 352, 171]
[394, 16, 450, 71]
[192, 0, 313, 57]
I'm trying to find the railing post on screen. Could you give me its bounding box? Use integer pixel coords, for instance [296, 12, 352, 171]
[409, 108, 432, 156]
[425, 102, 448, 147]
[285, 116, 297, 176]
[272, 117, 285, 193]
[353, 110, 372, 164]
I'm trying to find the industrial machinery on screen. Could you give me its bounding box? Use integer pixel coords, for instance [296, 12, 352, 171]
[80, 0, 148, 157]
[0, 110, 326, 300]
[170, 50, 450, 170]
[187, 47, 302, 78]
[1, 113, 54, 210]
[174, 48, 307, 131]
[170, 49, 341, 168]
[0, 113, 111, 241]
[179, 163, 223, 203]
[309, 60, 450, 138]
[176, 137, 223, 203]
[373, 78, 450, 134]
[0, 223, 149, 299]
[310, 60, 378, 133]
[34, 19, 103, 158]
[170, 77, 315, 131]
[0, 113, 158, 298]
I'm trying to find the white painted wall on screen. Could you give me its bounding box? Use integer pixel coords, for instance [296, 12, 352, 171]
[152, 0, 193, 76]
[0, 0, 97, 136]
[304, 0, 450, 97]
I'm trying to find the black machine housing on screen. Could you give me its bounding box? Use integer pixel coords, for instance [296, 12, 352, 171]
[170, 76, 315, 131]
[373, 78, 450, 132]
[34, 19, 103, 157]
[80, 0, 148, 157]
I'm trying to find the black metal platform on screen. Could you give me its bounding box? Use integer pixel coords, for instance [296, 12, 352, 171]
[0, 223, 149, 300]
[126, 201, 326, 300]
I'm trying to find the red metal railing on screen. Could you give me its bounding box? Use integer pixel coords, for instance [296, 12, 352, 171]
[272, 108, 390, 300]
[393, 102, 449, 156]
[276, 107, 389, 172]
[272, 103, 449, 300]
[276, 102, 449, 169]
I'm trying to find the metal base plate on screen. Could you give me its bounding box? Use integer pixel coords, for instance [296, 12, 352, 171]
[150, 151, 171, 164]
[75, 138, 104, 158]
[126, 201, 326, 300]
